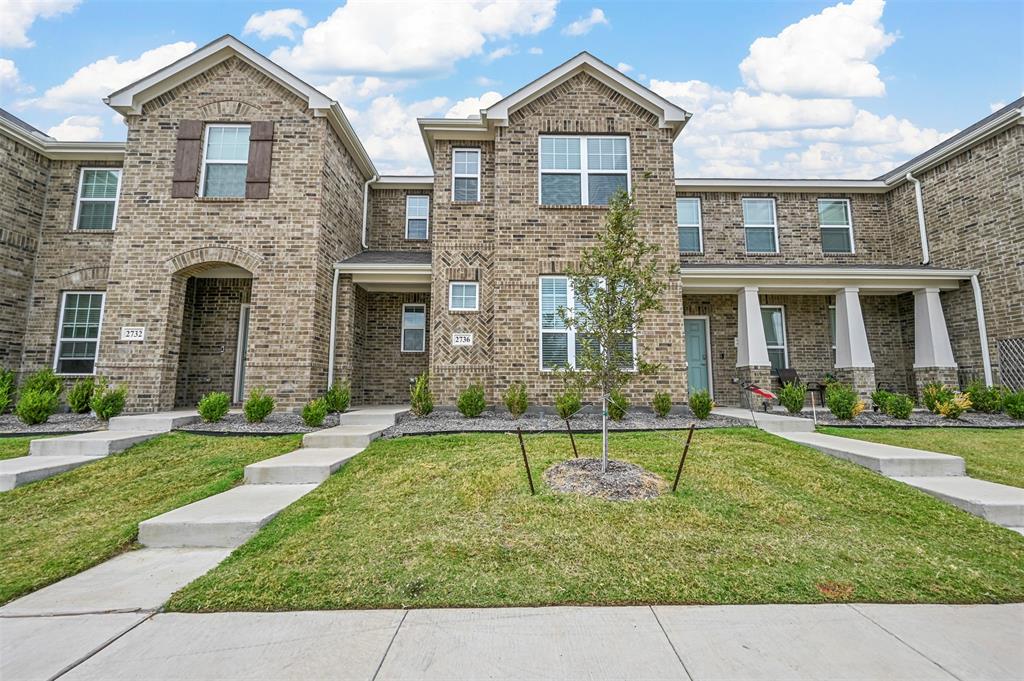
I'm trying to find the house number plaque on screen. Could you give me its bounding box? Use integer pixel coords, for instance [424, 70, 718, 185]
[120, 327, 145, 341]
[452, 332, 473, 346]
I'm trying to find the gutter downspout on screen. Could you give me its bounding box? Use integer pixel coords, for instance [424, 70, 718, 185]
[970, 274, 994, 387]
[906, 172, 930, 264]
[361, 174, 377, 249]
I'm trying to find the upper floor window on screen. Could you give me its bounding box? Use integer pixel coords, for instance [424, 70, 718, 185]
[449, 282, 479, 311]
[539, 276, 634, 370]
[818, 199, 854, 253]
[539, 135, 629, 206]
[743, 198, 778, 253]
[74, 169, 122, 230]
[677, 197, 702, 253]
[406, 195, 430, 240]
[452, 148, 480, 202]
[760, 305, 788, 375]
[54, 291, 104, 375]
[200, 124, 250, 198]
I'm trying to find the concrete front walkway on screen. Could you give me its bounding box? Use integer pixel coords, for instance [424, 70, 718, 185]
[1, 603, 1020, 680]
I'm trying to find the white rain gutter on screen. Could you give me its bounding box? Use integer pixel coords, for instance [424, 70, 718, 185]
[970, 274, 994, 386]
[361, 174, 377, 249]
[906, 172, 930, 264]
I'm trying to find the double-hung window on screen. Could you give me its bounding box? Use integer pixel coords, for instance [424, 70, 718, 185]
[54, 292, 105, 375]
[743, 198, 778, 253]
[74, 169, 122, 230]
[200, 124, 250, 198]
[401, 303, 426, 352]
[539, 135, 629, 206]
[818, 198, 854, 253]
[760, 305, 788, 375]
[449, 282, 479, 312]
[406, 195, 430, 240]
[452, 149, 480, 202]
[677, 197, 702, 253]
[539, 276, 634, 370]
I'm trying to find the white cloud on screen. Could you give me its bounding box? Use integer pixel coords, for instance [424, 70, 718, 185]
[317, 75, 400, 105]
[354, 94, 451, 173]
[475, 75, 499, 87]
[272, 0, 557, 76]
[243, 8, 308, 40]
[446, 91, 502, 118]
[616, 62, 633, 74]
[46, 114, 102, 140]
[486, 46, 517, 62]
[528, 47, 543, 55]
[989, 101, 1006, 113]
[562, 8, 608, 36]
[0, 58, 31, 93]
[0, 0, 78, 49]
[739, 0, 896, 97]
[31, 42, 197, 110]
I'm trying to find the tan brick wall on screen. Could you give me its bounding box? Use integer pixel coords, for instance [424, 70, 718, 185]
[368, 188, 432, 251]
[357, 291, 430, 403]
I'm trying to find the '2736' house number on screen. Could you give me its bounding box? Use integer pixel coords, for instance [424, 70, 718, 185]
[452, 332, 473, 346]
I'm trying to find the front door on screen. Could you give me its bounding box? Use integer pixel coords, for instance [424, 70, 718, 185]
[684, 317, 712, 397]
[233, 304, 250, 404]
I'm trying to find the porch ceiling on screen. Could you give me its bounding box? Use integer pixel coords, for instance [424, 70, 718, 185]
[680, 265, 977, 295]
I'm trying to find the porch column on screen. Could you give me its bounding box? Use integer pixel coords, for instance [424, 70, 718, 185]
[833, 287, 875, 400]
[913, 287, 958, 396]
[736, 286, 771, 407]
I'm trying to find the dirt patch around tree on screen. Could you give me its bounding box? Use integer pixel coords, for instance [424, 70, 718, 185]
[544, 457, 666, 501]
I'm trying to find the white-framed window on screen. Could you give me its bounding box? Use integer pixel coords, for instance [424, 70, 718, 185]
[539, 276, 635, 370]
[539, 135, 630, 206]
[452, 148, 480, 202]
[199, 124, 250, 198]
[828, 303, 837, 366]
[677, 197, 702, 253]
[760, 305, 788, 376]
[449, 282, 479, 312]
[406, 195, 430, 240]
[743, 198, 778, 253]
[401, 303, 426, 353]
[54, 291, 105, 375]
[73, 168, 122, 230]
[818, 198, 854, 253]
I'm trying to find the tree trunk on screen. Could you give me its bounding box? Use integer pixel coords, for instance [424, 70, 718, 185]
[601, 393, 609, 473]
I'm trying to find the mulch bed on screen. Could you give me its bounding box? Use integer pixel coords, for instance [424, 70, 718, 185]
[544, 457, 666, 501]
[788, 408, 1023, 428]
[180, 412, 341, 435]
[0, 413, 104, 436]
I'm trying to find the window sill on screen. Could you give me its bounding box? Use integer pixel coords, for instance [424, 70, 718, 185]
[539, 204, 609, 211]
[71, 229, 115, 235]
[744, 251, 782, 256]
[448, 309, 479, 314]
[196, 197, 245, 203]
[823, 251, 857, 256]
[450, 201, 483, 206]
[679, 251, 704, 256]
[404, 238, 430, 243]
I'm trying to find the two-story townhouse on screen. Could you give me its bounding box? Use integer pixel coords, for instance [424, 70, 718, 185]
[1, 36, 1021, 411]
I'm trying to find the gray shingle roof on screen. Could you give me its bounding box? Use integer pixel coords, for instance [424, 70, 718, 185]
[338, 251, 431, 266]
[0, 107, 52, 139]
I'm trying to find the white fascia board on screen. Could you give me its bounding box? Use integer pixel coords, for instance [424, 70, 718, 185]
[334, 263, 432, 287]
[334, 262, 432, 274]
[417, 117, 491, 165]
[680, 266, 977, 293]
[0, 118, 125, 161]
[675, 178, 889, 193]
[372, 175, 434, 189]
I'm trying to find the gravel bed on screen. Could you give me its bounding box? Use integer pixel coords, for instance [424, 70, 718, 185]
[544, 457, 665, 501]
[382, 408, 744, 438]
[0, 412, 104, 435]
[181, 412, 341, 435]
[788, 408, 1023, 428]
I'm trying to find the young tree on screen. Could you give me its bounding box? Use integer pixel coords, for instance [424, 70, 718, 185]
[560, 191, 666, 472]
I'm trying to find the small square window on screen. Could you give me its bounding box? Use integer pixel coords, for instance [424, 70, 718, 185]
[449, 282, 479, 311]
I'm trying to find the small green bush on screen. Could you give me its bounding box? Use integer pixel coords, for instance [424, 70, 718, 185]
[67, 378, 96, 414]
[243, 387, 275, 423]
[554, 388, 581, 420]
[870, 389, 892, 412]
[607, 389, 629, 421]
[409, 372, 433, 416]
[922, 383, 953, 414]
[90, 380, 126, 421]
[302, 398, 329, 427]
[15, 389, 59, 425]
[324, 381, 351, 414]
[652, 391, 672, 418]
[883, 393, 914, 419]
[457, 384, 486, 418]
[825, 383, 865, 420]
[1003, 390, 1024, 420]
[502, 382, 528, 419]
[965, 380, 1004, 413]
[689, 390, 714, 420]
[936, 392, 971, 419]
[778, 381, 807, 414]
[0, 367, 14, 413]
[197, 391, 231, 423]
[21, 368, 63, 397]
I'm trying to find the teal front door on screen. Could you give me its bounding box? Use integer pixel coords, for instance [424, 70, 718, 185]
[684, 318, 711, 396]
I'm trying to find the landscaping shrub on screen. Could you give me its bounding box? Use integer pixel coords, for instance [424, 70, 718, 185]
[324, 381, 351, 414]
[21, 368, 63, 397]
[825, 383, 865, 420]
[409, 372, 433, 416]
[15, 389, 59, 425]
[778, 381, 807, 414]
[197, 391, 231, 423]
[457, 384, 486, 418]
[965, 380, 1004, 413]
[652, 391, 672, 418]
[244, 387, 275, 423]
[936, 392, 971, 420]
[883, 393, 914, 419]
[870, 389, 892, 412]
[689, 390, 714, 420]
[607, 389, 629, 421]
[67, 378, 95, 414]
[90, 381, 127, 421]
[554, 388, 581, 420]
[502, 382, 528, 419]
[1003, 390, 1024, 420]
[922, 383, 953, 414]
[302, 398, 329, 427]
[0, 367, 14, 413]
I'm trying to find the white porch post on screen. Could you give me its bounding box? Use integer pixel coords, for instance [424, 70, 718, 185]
[736, 286, 769, 367]
[834, 288, 873, 369]
[913, 288, 957, 369]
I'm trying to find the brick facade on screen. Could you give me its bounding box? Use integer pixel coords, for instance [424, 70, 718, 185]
[368, 188, 433, 252]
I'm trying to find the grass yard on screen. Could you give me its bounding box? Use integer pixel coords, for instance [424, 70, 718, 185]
[0, 432, 301, 605]
[0, 436, 46, 460]
[168, 428, 1024, 612]
[819, 427, 1024, 489]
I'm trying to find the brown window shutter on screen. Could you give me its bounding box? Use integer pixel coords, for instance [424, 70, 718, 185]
[171, 120, 203, 198]
[245, 121, 274, 199]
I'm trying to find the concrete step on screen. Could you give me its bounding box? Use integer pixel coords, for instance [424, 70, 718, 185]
[891, 476, 1024, 528]
[244, 447, 362, 484]
[337, 406, 406, 428]
[302, 424, 383, 449]
[108, 412, 199, 432]
[780, 432, 966, 477]
[713, 407, 815, 433]
[0, 455, 96, 491]
[138, 483, 317, 548]
[30, 430, 159, 457]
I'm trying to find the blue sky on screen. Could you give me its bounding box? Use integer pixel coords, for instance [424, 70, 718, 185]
[1, 0, 1021, 177]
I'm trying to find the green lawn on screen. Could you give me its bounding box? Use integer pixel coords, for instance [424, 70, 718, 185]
[819, 427, 1024, 489]
[167, 428, 1024, 612]
[0, 436, 45, 460]
[0, 432, 301, 605]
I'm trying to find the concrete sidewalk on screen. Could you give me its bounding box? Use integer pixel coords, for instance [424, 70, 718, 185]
[2, 603, 1020, 680]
